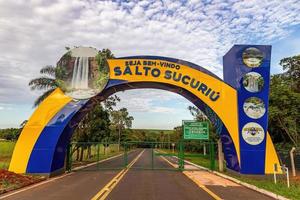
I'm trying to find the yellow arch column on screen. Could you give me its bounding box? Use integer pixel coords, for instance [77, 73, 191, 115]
[9, 89, 72, 173]
[265, 132, 282, 173]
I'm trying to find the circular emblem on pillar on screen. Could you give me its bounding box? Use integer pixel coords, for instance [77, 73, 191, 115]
[242, 122, 265, 145]
[56, 47, 109, 100]
[242, 47, 264, 68]
[242, 72, 264, 93]
[243, 97, 266, 119]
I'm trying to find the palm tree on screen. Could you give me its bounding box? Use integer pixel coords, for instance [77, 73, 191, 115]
[29, 65, 64, 107]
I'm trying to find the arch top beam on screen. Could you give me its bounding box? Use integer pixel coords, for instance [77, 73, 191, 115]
[107, 57, 240, 163]
[8, 45, 281, 176]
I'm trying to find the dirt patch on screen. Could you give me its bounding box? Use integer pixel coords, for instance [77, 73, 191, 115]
[0, 169, 46, 194]
[0, 157, 10, 162]
[291, 174, 300, 184]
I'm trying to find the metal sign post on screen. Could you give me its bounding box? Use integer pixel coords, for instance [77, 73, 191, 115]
[172, 143, 175, 153]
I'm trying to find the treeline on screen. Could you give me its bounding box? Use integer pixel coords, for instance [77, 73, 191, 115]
[0, 128, 20, 141]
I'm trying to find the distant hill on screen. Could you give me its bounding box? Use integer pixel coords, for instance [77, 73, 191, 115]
[124, 129, 179, 143]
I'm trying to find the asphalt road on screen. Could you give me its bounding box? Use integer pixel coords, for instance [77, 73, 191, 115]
[0, 148, 274, 200]
[107, 149, 214, 200]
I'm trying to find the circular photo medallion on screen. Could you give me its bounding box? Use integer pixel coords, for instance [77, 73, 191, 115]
[242, 47, 263, 68]
[242, 122, 265, 145]
[243, 97, 266, 119]
[242, 72, 264, 93]
[56, 47, 109, 100]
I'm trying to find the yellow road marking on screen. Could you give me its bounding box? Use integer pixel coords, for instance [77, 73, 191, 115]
[159, 154, 223, 200]
[91, 149, 145, 200]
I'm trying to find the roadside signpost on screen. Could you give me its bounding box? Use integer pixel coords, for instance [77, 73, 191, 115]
[183, 120, 209, 140]
[172, 143, 175, 153]
[179, 120, 214, 171]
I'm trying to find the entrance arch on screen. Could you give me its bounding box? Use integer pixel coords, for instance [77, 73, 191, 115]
[9, 45, 280, 176]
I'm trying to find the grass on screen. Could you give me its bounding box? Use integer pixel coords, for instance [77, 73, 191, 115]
[70, 144, 125, 168]
[226, 173, 300, 200]
[0, 141, 124, 170]
[0, 141, 15, 169]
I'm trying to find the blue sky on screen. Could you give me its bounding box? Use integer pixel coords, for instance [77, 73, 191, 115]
[0, 0, 300, 129]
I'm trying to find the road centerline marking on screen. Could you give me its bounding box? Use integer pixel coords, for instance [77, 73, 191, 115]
[159, 153, 223, 200]
[91, 149, 145, 200]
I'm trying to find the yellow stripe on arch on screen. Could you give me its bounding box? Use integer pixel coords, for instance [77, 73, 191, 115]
[9, 89, 72, 173]
[265, 132, 282, 174]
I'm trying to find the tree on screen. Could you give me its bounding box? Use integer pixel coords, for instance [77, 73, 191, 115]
[279, 55, 300, 92]
[72, 104, 111, 160]
[104, 95, 120, 112]
[0, 128, 20, 141]
[29, 65, 67, 107]
[188, 106, 208, 121]
[28, 48, 70, 107]
[268, 55, 300, 147]
[110, 108, 134, 151]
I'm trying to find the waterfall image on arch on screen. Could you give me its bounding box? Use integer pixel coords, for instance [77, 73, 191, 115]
[66, 57, 97, 99]
[71, 57, 89, 89]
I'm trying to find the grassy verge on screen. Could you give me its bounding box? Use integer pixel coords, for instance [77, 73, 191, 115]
[159, 148, 300, 200]
[0, 141, 15, 170]
[224, 172, 300, 200]
[157, 148, 220, 170]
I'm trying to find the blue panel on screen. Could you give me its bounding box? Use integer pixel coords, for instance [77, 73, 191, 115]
[223, 45, 271, 174]
[220, 126, 240, 171]
[26, 100, 87, 173]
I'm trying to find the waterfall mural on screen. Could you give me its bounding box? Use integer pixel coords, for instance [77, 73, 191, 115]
[56, 47, 110, 100]
[71, 57, 89, 89]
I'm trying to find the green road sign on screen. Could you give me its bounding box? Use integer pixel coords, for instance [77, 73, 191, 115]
[183, 120, 209, 140]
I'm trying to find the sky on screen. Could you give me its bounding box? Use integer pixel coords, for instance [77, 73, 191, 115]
[0, 0, 300, 129]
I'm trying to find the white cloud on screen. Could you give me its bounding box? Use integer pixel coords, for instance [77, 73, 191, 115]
[0, 0, 300, 118]
[0, 103, 14, 111]
[114, 89, 188, 114]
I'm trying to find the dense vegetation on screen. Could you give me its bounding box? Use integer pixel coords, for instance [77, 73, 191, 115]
[0, 129, 20, 141]
[268, 55, 300, 148]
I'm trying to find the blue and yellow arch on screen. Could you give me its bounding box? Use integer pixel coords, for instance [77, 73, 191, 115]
[9, 45, 280, 176]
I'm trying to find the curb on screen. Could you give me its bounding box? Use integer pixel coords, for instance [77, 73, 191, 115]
[183, 159, 290, 200]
